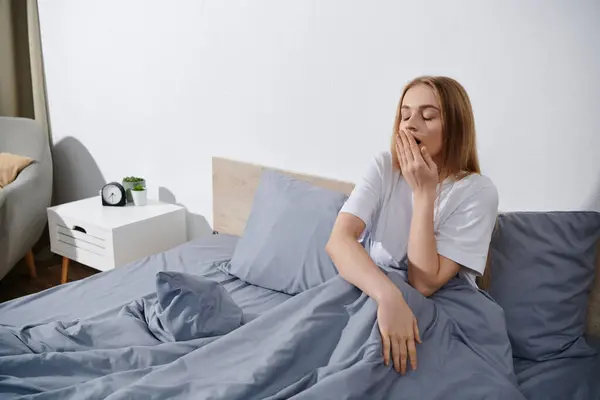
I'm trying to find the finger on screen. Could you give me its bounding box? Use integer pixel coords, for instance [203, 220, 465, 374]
[399, 130, 414, 162]
[395, 139, 406, 170]
[392, 337, 401, 373]
[407, 338, 418, 371]
[395, 141, 404, 168]
[399, 338, 408, 376]
[399, 130, 413, 162]
[381, 333, 391, 366]
[413, 318, 422, 344]
[405, 131, 422, 161]
[421, 146, 436, 170]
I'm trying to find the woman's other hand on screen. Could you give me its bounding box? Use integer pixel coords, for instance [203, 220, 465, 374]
[377, 287, 421, 375]
[396, 129, 438, 197]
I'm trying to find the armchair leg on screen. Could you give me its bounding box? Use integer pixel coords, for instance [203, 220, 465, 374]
[25, 249, 37, 278]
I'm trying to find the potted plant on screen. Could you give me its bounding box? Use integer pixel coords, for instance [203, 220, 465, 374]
[130, 183, 148, 206]
[122, 176, 145, 203]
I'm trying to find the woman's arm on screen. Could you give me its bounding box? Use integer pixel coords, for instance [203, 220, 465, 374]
[326, 212, 421, 375]
[406, 192, 460, 297]
[326, 213, 400, 303]
[396, 130, 460, 297]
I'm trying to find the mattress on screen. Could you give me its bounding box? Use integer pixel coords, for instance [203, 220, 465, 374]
[0, 234, 291, 327]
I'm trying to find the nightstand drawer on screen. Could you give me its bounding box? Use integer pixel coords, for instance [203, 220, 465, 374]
[48, 211, 115, 271]
[56, 224, 107, 251]
[52, 238, 109, 271]
[49, 213, 109, 241]
[56, 225, 106, 256]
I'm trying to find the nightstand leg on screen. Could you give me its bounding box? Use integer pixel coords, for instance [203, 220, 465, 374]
[25, 249, 37, 278]
[61, 257, 70, 284]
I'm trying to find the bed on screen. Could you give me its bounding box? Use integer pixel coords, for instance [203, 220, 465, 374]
[0, 157, 599, 399]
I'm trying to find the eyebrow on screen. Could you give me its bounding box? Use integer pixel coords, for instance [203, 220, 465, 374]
[401, 105, 440, 111]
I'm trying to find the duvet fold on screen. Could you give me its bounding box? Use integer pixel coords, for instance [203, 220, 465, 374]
[0, 269, 525, 399]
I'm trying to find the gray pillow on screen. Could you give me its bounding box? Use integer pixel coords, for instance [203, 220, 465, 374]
[151, 271, 243, 342]
[220, 170, 347, 295]
[488, 211, 600, 361]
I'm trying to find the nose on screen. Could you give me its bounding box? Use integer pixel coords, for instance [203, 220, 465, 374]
[404, 112, 421, 131]
[405, 117, 418, 133]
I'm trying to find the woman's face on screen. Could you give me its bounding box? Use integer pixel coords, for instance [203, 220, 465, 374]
[399, 84, 443, 161]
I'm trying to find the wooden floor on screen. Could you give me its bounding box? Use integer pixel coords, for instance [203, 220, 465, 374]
[0, 252, 98, 303]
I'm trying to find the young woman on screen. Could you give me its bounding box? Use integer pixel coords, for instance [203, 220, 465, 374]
[325, 76, 498, 377]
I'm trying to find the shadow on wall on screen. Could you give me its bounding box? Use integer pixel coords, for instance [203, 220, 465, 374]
[158, 187, 213, 240]
[52, 136, 107, 206]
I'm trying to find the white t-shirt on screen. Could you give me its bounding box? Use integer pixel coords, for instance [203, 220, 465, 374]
[340, 151, 499, 288]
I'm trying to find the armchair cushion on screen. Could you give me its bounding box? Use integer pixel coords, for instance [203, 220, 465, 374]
[0, 153, 33, 188]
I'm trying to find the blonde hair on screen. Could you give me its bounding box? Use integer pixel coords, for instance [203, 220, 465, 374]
[390, 76, 481, 181]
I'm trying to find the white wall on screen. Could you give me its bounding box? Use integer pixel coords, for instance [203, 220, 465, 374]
[38, 0, 600, 238]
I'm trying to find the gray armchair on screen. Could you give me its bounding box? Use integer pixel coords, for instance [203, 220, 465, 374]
[0, 117, 52, 280]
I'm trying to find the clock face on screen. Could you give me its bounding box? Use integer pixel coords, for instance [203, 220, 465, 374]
[102, 184, 123, 205]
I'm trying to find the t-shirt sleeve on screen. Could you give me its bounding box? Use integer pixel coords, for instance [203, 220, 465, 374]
[435, 182, 499, 276]
[339, 153, 387, 231]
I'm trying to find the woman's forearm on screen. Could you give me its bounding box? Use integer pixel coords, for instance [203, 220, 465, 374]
[407, 192, 440, 293]
[326, 236, 401, 304]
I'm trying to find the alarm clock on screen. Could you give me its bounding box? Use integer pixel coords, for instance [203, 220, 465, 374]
[101, 182, 127, 207]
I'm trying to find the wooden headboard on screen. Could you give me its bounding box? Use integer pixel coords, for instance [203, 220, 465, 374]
[587, 247, 600, 337]
[212, 157, 354, 236]
[211, 156, 600, 337]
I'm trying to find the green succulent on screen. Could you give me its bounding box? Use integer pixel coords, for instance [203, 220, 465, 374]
[132, 183, 146, 191]
[123, 176, 144, 183]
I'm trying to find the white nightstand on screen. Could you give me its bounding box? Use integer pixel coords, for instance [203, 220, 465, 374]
[47, 196, 187, 283]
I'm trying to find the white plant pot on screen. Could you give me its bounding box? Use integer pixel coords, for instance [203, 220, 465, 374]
[131, 190, 148, 206]
[122, 179, 146, 203]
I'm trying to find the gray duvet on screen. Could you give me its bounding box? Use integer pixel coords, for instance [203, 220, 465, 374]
[0, 261, 525, 399]
[0, 235, 289, 327]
